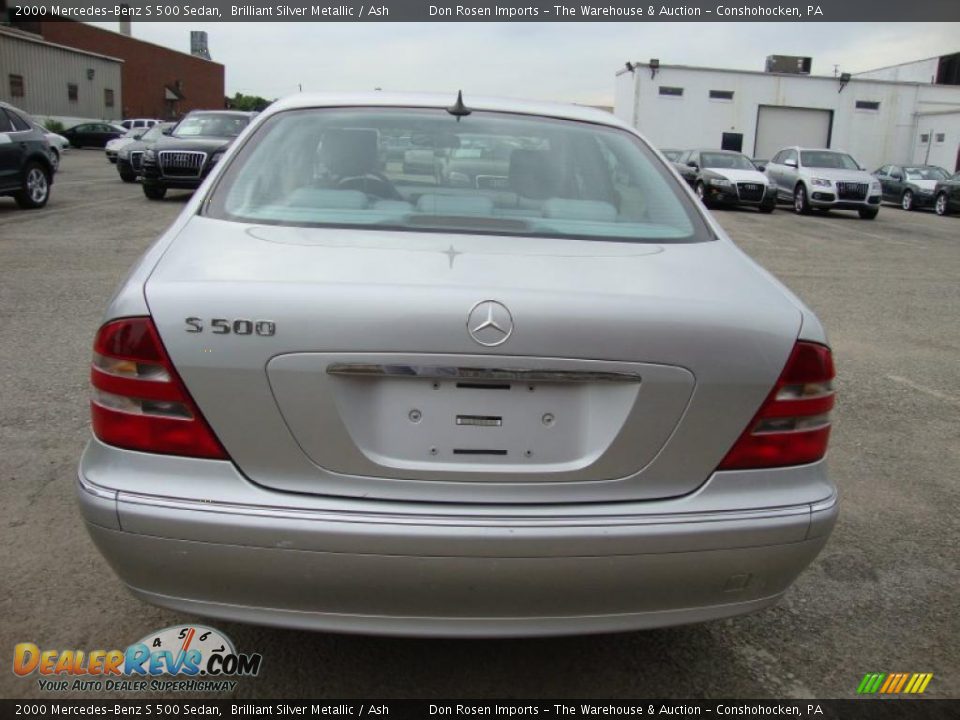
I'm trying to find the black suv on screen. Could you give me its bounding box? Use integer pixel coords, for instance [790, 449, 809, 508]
[0, 101, 54, 209]
[141, 110, 254, 200]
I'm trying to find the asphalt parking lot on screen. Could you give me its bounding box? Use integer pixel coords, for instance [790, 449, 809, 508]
[1, 150, 958, 700]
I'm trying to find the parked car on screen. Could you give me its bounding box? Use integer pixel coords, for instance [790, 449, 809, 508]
[116, 122, 175, 182]
[660, 148, 683, 162]
[765, 147, 881, 219]
[933, 171, 960, 216]
[78, 92, 838, 637]
[401, 147, 439, 176]
[38, 125, 70, 171]
[62, 122, 125, 149]
[105, 127, 147, 164]
[383, 135, 413, 162]
[121, 118, 159, 131]
[0, 101, 54, 209]
[141, 110, 254, 199]
[675, 149, 775, 212]
[874, 164, 949, 211]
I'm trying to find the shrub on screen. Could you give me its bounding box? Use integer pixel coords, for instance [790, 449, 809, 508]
[44, 119, 66, 134]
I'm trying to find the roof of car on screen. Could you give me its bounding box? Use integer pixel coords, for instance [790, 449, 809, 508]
[264, 92, 630, 129]
[186, 110, 256, 117]
[779, 147, 846, 152]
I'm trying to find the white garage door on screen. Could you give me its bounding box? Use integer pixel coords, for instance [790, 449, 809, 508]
[754, 106, 832, 159]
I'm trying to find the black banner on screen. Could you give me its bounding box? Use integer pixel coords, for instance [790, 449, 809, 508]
[2, 700, 960, 719]
[6, 0, 960, 22]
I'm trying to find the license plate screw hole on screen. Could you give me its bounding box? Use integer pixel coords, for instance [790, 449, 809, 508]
[527, 385, 535, 392]
[429, 447, 438, 456]
[541, 413, 555, 427]
[409, 409, 422, 423]
[523, 450, 533, 458]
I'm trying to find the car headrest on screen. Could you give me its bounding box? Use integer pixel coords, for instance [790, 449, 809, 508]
[509, 150, 559, 200]
[416, 194, 494, 216]
[320, 128, 380, 177]
[542, 199, 617, 222]
[285, 188, 368, 209]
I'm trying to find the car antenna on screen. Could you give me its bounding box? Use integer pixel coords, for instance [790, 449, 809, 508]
[447, 90, 472, 121]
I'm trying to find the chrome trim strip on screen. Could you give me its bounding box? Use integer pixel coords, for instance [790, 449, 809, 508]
[77, 472, 118, 501]
[325, 363, 642, 384]
[115, 489, 810, 528]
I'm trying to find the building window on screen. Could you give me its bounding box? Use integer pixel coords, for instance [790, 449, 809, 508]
[935, 133, 946, 144]
[68, 83, 78, 102]
[659, 86, 683, 97]
[721, 132, 743, 152]
[104, 89, 114, 107]
[855, 100, 880, 111]
[920, 133, 930, 143]
[9, 74, 24, 98]
[709, 90, 734, 100]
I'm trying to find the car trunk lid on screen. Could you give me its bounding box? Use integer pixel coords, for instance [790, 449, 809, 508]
[144, 216, 801, 503]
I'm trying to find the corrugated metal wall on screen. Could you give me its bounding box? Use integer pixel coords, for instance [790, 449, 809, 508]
[0, 31, 122, 122]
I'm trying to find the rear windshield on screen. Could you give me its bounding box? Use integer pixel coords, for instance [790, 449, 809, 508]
[175, 113, 249, 138]
[800, 151, 860, 170]
[701, 152, 754, 170]
[205, 107, 709, 243]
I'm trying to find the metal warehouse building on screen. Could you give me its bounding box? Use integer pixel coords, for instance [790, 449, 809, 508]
[614, 52, 960, 172]
[0, 25, 122, 123]
[1, 13, 224, 121]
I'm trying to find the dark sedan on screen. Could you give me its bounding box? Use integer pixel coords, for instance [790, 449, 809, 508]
[934, 172, 960, 216]
[673, 149, 776, 212]
[116, 122, 175, 182]
[141, 111, 254, 199]
[62, 122, 125, 149]
[874, 164, 949, 211]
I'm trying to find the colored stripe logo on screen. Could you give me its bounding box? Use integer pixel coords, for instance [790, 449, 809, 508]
[857, 673, 933, 694]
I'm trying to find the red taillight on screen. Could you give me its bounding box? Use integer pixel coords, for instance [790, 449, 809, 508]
[90, 317, 227, 459]
[718, 341, 835, 470]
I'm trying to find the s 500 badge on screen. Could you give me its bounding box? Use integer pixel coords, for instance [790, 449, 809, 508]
[185, 318, 276, 336]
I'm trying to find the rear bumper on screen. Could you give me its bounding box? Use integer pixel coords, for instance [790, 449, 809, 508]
[77, 439, 838, 637]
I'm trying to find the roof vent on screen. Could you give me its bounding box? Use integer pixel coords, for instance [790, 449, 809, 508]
[765, 55, 813, 75]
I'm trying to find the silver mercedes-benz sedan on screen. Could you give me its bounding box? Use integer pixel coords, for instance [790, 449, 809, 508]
[78, 92, 838, 637]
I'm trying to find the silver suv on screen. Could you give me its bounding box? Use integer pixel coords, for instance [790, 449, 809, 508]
[765, 147, 881, 219]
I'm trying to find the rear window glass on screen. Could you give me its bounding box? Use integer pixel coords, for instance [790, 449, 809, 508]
[205, 107, 708, 244]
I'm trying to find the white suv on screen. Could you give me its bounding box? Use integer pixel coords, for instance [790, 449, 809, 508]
[120, 118, 159, 131]
[765, 147, 881, 219]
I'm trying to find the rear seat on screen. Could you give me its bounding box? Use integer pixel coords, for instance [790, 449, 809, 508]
[542, 199, 617, 222]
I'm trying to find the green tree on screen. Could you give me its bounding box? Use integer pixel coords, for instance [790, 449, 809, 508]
[226, 92, 272, 112]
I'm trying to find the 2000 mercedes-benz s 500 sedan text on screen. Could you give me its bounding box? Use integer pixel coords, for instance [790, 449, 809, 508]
[78, 93, 838, 637]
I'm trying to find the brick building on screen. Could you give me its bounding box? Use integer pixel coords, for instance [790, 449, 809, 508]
[5, 17, 224, 120]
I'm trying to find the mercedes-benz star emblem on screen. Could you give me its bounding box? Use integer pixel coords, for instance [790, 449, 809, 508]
[467, 300, 514, 347]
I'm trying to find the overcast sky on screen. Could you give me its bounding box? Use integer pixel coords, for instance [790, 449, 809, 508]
[91, 22, 960, 105]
